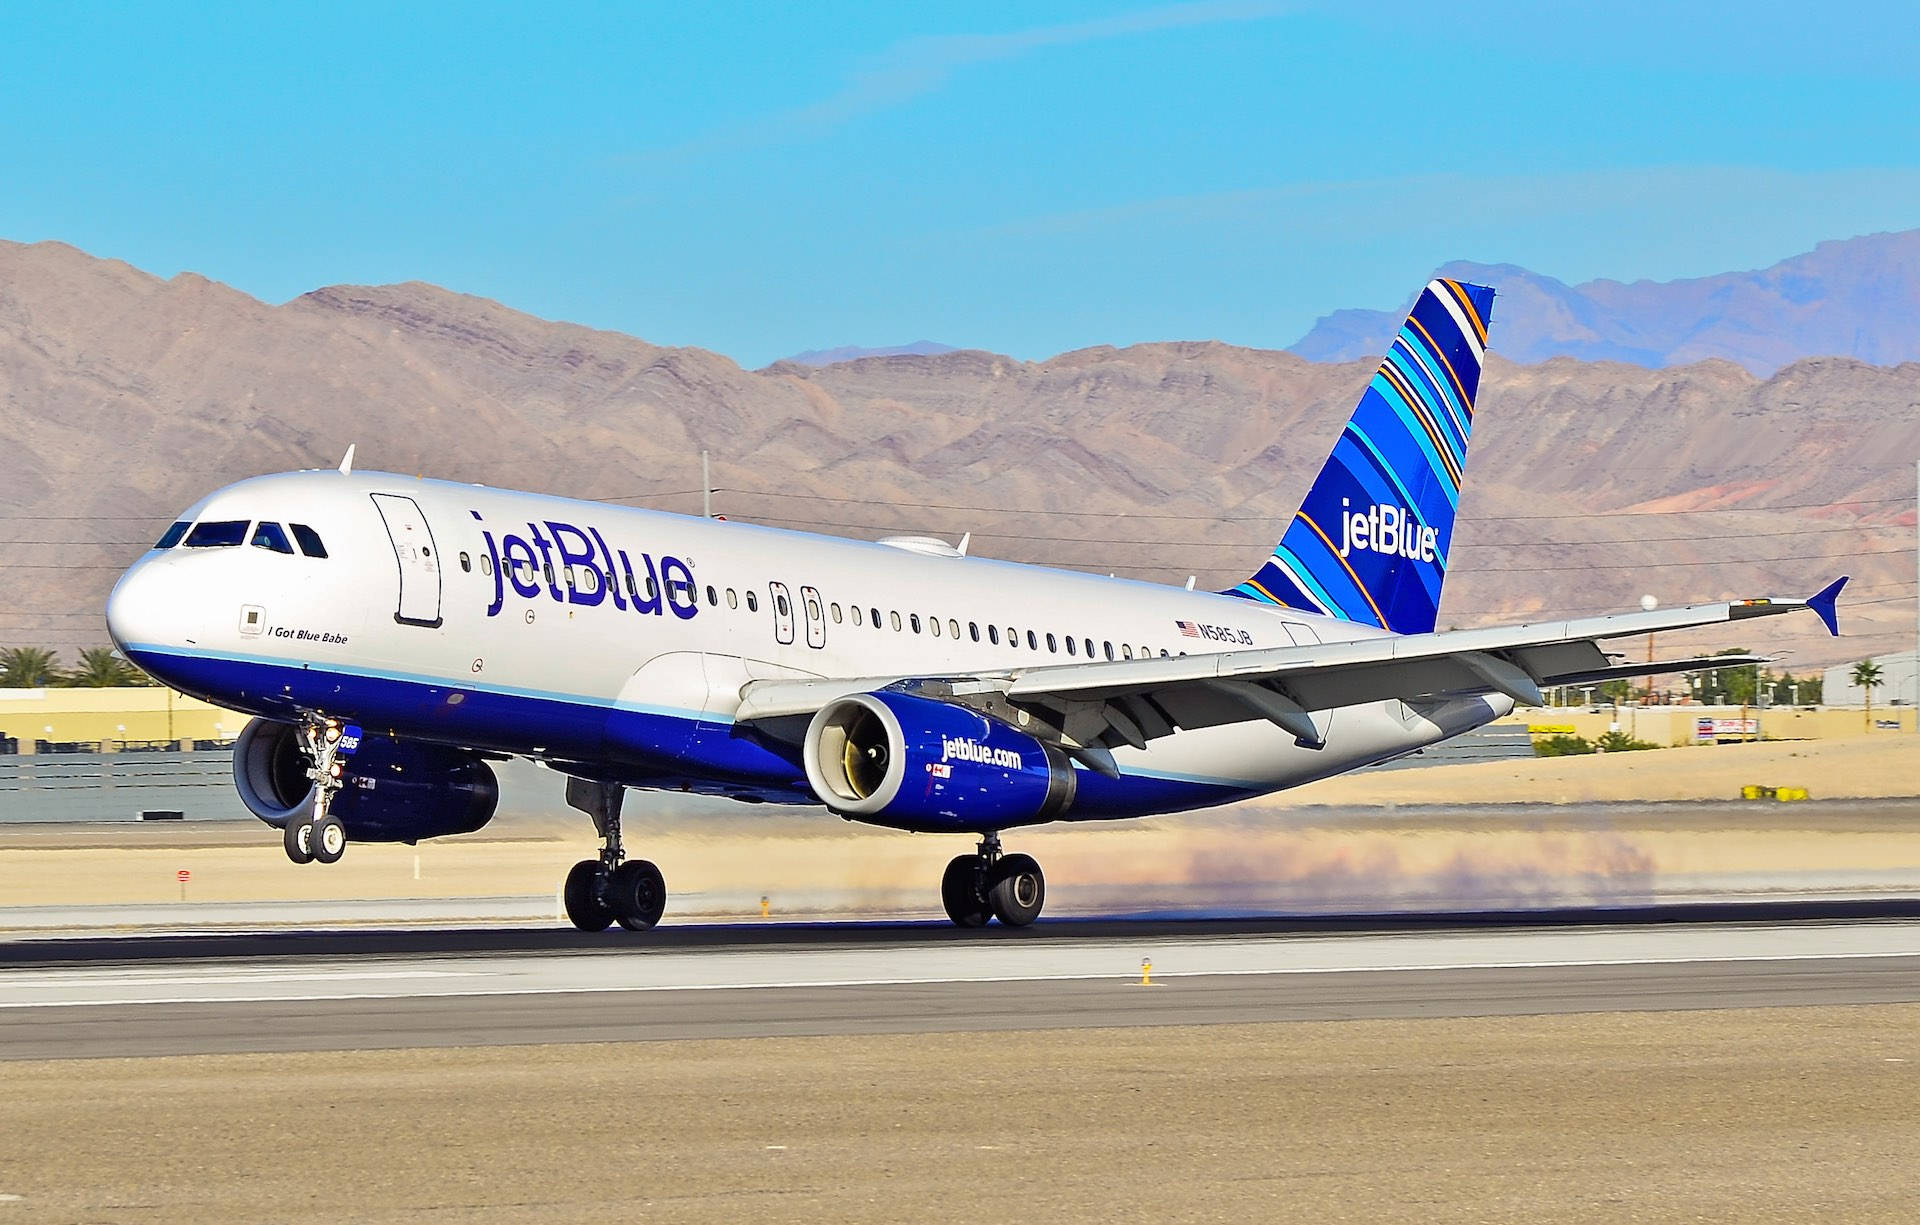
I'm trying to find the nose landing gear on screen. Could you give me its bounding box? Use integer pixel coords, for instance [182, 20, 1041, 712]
[284, 718, 350, 865]
[941, 832, 1046, 928]
[561, 777, 668, 932]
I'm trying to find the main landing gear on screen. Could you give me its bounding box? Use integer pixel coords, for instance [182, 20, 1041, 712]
[561, 777, 667, 932]
[283, 717, 349, 866]
[941, 832, 1046, 929]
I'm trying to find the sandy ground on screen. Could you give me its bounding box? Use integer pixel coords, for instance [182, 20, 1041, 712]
[2, 737, 1918, 919]
[1275, 733, 1920, 807]
[0, 1007, 1914, 1224]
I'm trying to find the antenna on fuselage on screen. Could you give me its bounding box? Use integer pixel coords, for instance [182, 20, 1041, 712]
[338, 444, 357, 475]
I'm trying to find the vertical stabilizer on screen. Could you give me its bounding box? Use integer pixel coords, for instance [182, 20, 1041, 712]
[1226, 278, 1495, 635]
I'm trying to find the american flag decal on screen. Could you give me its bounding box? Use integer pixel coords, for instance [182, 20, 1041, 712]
[1176, 620, 1201, 639]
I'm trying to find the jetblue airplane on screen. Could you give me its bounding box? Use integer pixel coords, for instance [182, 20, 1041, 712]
[104, 281, 1844, 930]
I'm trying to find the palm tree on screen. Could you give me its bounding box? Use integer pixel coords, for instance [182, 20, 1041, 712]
[65, 647, 145, 688]
[0, 646, 61, 688]
[1851, 659, 1885, 732]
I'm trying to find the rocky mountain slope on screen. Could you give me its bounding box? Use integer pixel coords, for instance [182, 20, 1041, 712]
[2, 239, 1911, 673]
[1293, 230, 1920, 376]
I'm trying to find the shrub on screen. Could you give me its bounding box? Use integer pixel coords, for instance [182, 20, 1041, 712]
[1534, 734, 1595, 757]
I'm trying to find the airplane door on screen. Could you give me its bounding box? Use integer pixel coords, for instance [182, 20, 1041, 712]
[800, 585, 826, 649]
[768, 582, 795, 645]
[370, 493, 443, 628]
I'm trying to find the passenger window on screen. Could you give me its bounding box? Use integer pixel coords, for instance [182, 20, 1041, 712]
[746, 591, 759, 612]
[1026, 630, 1037, 650]
[646, 576, 659, 600]
[250, 522, 294, 554]
[289, 524, 328, 558]
[544, 563, 556, 587]
[871, 607, 881, 628]
[1122, 644, 1133, 660]
[969, 622, 980, 642]
[727, 588, 738, 609]
[185, 520, 250, 548]
[580, 567, 600, 595]
[949, 618, 960, 639]
[890, 611, 902, 631]
[1045, 633, 1057, 652]
[1104, 642, 1115, 661]
[706, 585, 718, 607]
[625, 572, 637, 598]
[910, 614, 921, 634]
[1065, 637, 1076, 656]
[831, 603, 843, 623]
[1084, 638, 1095, 658]
[154, 521, 190, 549]
[988, 625, 1000, 645]
[1160, 649, 1170, 658]
[481, 554, 494, 577]
[459, 552, 472, 573]
[929, 616, 941, 638]
[776, 592, 790, 617]
[851, 605, 863, 626]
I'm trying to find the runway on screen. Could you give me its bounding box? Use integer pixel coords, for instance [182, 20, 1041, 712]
[5, 904, 1920, 1059]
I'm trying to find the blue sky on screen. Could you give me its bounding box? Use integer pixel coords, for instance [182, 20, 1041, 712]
[4, 1, 1918, 366]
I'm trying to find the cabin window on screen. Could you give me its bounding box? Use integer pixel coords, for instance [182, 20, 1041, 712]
[1084, 638, 1095, 658]
[969, 622, 980, 642]
[563, 566, 576, 590]
[1121, 644, 1133, 660]
[544, 563, 556, 588]
[1065, 636, 1077, 656]
[1103, 641, 1114, 661]
[851, 605, 863, 626]
[830, 603, 842, 623]
[929, 616, 941, 638]
[184, 520, 250, 548]
[726, 588, 738, 609]
[948, 618, 960, 639]
[988, 625, 1000, 645]
[579, 567, 601, 595]
[870, 607, 881, 628]
[288, 524, 328, 558]
[746, 591, 759, 612]
[458, 552, 472, 573]
[1026, 630, 1037, 650]
[250, 522, 295, 555]
[481, 554, 493, 577]
[910, 613, 922, 634]
[706, 585, 718, 607]
[1160, 649, 1170, 658]
[890, 611, 902, 631]
[154, 521, 190, 550]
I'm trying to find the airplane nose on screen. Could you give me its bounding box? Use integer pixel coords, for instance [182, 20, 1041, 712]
[105, 559, 165, 654]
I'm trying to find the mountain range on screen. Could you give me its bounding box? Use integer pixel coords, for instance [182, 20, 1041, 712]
[1292, 230, 1920, 376]
[0, 238, 1912, 675]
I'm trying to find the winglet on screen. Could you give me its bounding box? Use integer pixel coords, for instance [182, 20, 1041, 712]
[338, 443, 356, 475]
[1806, 575, 1847, 637]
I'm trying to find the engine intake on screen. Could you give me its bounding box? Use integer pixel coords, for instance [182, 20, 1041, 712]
[803, 690, 1074, 832]
[232, 718, 500, 843]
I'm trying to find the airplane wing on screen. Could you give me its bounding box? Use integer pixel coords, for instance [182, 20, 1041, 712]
[734, 578, 1846, 768]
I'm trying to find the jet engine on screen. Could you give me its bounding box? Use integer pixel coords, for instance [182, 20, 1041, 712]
[232, 718, 500, 843]
[802, 690, 1075, 832]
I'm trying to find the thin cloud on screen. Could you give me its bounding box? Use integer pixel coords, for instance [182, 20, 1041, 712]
[629, 1, 1295, 166]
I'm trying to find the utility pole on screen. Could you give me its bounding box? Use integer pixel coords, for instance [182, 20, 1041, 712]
[702, 450, 713, 520]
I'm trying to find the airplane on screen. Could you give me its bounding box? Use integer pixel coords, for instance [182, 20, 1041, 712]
[103, 279, 1846, 931]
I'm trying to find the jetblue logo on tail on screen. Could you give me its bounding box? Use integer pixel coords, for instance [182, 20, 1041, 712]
[1338, 500, 1436, 563]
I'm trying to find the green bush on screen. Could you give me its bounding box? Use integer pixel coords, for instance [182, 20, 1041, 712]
[1534, 734, 1595, 757]
[1595, 730, 1659, 753]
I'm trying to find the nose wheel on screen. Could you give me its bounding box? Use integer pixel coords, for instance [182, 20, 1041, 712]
[942, 834, 1045, 928]
[284, 717, 351, 865]
[562, 777, 669, 932]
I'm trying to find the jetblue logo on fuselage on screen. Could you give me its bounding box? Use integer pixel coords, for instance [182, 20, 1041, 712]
[1337, 499, 1437, 564]
[475, 512, 698, 621]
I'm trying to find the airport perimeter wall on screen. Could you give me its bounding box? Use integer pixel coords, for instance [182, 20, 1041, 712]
[1502, 705, 1917, 744]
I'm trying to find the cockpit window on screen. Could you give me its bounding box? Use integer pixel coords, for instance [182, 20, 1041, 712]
[251, 522, 295, 554]
[154, 521, 190, 549]
[289, 524, 328, 559]
[184, 520, 251, 548]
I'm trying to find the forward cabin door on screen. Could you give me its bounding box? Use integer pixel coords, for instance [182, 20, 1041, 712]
[370, 493, 444, 628]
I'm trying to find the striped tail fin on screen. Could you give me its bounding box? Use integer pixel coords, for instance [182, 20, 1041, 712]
[1226, 278, 1495, 635]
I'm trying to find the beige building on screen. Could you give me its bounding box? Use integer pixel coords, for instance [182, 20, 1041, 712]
[0, 687, 245, 752]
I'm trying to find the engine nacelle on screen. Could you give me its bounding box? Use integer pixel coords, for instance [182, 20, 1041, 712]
[232, 718, 500, 843]
[802, 690, 1075, 832]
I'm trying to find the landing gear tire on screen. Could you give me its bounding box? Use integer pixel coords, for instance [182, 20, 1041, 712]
[283, 817, 315, 865]
[988, 853, 1045, 927]
[564, 859, 614, 932]
[310, 815, 346, 865]
[941, 855, 992, 928]
[608, 860, 667, 931]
